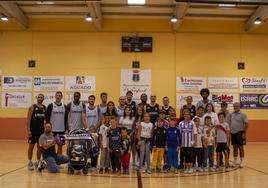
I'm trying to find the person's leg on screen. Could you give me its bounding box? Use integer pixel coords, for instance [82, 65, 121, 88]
[115, 150, 121, 172]
[173, 148, 179, 171]
[56, 154, 69, 165]
[99, 148, 105, 170]
[145, 141, 151, 171]
[203, 148, 208, 169]
[238, 145, 245, 167]
[152, 148, 158, 169]
[233, 145, 238, 166]
[139, 140, 145, 170]
[110, 150, 116, 171]
[208, 146, 214, 168]
[45, 157, 59, 173]
[166, 148, 172, 171]
[157, 148, 164, 170]
[197, 148, 203, 168]
[179, 147, 185, 169]
[36, 143, 42, 161]
[193, 148, 197, 168]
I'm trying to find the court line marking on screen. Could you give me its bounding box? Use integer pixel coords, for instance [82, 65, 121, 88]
[0, 165, 27, 178]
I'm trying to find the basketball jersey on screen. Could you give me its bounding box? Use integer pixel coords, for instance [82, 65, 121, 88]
[161, 106, 173, 116]
[30, 104, 46, 135]
[146, 103, 160, 124]
[50, 102, 66, 132]
[68, 102, 84, 131]
[119, 116, 135, 132]
[116, 106, 125, 119]
[98, 104, 107, 116]
[178, 120, 195, 147]
[182, 105, 196, 118]
[85, 105, 99, 129]
[140, 122, 153, 138]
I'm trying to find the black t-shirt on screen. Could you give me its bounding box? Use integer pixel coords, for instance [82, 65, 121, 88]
[125, 101, 136, 116]
[182, 105, 196, 119]
[146, 103, 160, 125]
[161, 106, 174, 116]
[30, 104, 46, 135]
[152, 126, 167, 148]
[121, 137, 131, 155]
[107, 127, 121, 150]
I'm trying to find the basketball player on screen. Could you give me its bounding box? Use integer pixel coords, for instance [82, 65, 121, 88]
[117, 96, 126, 120]
[98, 92, 108, 117]
[146, 94, 160, 125]
[45, 91, 67, 154]
[27, 93, 46, 171]
[161, 96, 175, 117]
[180, 96, 196, 119]
[66, 92, 86, 132]
[125, 91, 136, 116]
[83, 95, 99, 131]
[196, 88, 214, 108]
[138, 93, 148, 111]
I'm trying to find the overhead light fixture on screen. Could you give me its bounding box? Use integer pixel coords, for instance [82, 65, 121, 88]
[85, 14, 92, 22]
[36, 1, 55, 5]
[218, 4, 236, 8]
[254, 17, 262, 25]
[1, 15, 8, 21]
[128, 0, 146, 5]
[170, 15, 178, 23]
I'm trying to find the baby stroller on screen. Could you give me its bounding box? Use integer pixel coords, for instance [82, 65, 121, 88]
[65, 129, 98, 175]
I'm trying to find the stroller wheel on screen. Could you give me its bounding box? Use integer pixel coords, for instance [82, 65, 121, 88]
[68, 167, 75, 174]
[82, 167, 89, 175]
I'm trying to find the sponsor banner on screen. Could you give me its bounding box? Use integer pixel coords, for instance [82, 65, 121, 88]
[120, 69, 151, 102]
[2, 76, 32, 90]
[65, 93, 93, 104]
[240, 77, 268, 92]
[176, 76, 206, 92]
[208, 77, 238, 92]
[65, 76, 96, 91]
[240, 94, 268, 109]
[212, 93, 239, 109]
[34, 92, 57, 107]
[2, 92, 32, 108]
[176, 93, 202, 109]
[34, 76, 64, 91]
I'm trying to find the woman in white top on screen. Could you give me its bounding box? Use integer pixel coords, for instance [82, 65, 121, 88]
[138, 113, 153, 174]
[119, 106, 135, 134]
[204, 103, 219, 125]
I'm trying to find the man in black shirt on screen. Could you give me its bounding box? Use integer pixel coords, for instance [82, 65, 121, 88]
[27, 94, 46, 171]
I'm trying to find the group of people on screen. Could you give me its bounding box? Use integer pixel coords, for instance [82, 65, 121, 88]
[27, 88, 248, 175]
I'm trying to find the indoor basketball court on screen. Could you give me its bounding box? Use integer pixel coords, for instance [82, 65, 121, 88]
[0, 0, 268, 188]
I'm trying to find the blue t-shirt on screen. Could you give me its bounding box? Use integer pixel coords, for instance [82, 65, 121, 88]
[166, 127, 181, 148]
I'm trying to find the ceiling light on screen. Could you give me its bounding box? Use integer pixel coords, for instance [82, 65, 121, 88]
[128, 0, 146, 5]
[218, 4, 236, 8]
[170, 15, 178, 23]
[254, 17, 262, 25]
[1, 15, 8, 21]
[85, 14, 92, 22]
[36, 1, 55, 5]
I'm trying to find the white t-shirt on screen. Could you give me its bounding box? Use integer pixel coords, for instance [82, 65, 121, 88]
[98, 124, 109, 148]
[194, 126, 203, 148]
[119, 116, 135, 131]
[140, 122, 153, 138]
[204, 112, 219, 125]
[202, 125, 216, 146]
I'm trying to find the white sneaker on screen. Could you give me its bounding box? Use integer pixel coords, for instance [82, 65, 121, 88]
[239, 163, 244, 168]
[28, 161, 34, 171]
[210, 167, 215, 172]
[188, 168, 193, 174]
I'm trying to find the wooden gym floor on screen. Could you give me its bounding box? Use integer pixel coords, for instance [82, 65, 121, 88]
[0, 141, 267, 188]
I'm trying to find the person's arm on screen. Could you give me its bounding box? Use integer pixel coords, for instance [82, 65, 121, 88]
[45, 103, 53, 124]
[82, 103, 86, 129]
[177, 128, 181, 152]
[64, 105, 68, 132]
[66, 103, 71, 131]
[39, 135, 56, 150]
[243, 114, 249, 139]
[26, 106, 33, 137]
[152, 129, 156, 148]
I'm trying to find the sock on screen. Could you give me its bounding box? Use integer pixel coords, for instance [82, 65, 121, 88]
[240, 157, 244, 165]
[234, 157, 238, 165]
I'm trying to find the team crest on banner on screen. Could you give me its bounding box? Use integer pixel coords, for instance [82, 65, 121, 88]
[120, 69, 151, 102]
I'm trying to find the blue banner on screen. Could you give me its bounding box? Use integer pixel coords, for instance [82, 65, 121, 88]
[240, 94, 268, 109]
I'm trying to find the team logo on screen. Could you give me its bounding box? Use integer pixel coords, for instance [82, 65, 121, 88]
[259, 95, 268, 106]
[241, 77, 251, 84]
[4, 77, 14, 84]
[34, 77, 41, 86]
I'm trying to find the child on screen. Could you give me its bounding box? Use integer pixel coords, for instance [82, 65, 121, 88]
[138, 113, 153, 174]
[215, 112, 230, 172]
[196, 106, 205, 125]
[120, 127, 132, 174]
[193, 117, 203, 172]
[152, 118, 167, 173]
[89, 126, 98, 172]
[119, 106, 135, 134]
[107, 117, 121, 175]
[202, 116, 216, 172]
[178, 111, 196, 174]
[204, 103, 219, 125]
[98, 115, 110, 173]
[158, 110, 169, 129]
[166, 118, 181, 174]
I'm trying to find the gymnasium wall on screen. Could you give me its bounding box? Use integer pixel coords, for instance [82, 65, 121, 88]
[0, 19, 268, 141]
